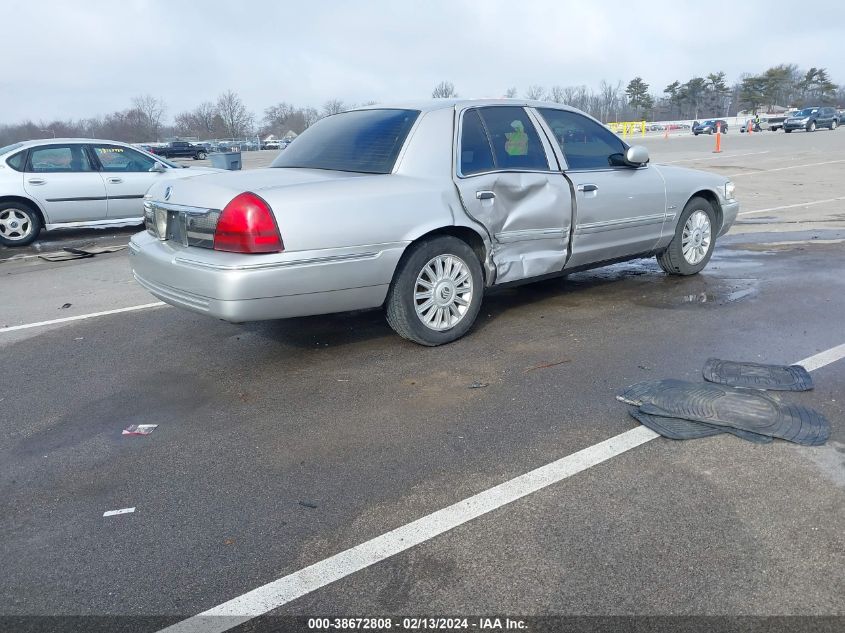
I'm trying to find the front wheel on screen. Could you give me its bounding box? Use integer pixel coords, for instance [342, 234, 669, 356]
[197, 151, 207, 160]
[808, 121, 816, 132]
[0, 202, 42, 247]
[657, 197, 716, 276]
[831, 121, 837, 130]
[785, 128, 792, 133]
[385, 236, 483, 346]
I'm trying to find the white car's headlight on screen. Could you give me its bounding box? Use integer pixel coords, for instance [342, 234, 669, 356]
[725, 181, 736, 200]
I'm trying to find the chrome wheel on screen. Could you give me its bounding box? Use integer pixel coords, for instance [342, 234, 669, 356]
[414, 254, 474, 331]
[0, 208, 34, 242]
[682, 210, 712, 265]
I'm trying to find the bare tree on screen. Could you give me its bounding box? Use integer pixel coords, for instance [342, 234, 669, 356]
[131, 94, 166, 140]
[216, 90, 253, 138]
[524, 85, 546, 100]
[432, 81, 457, 98]
[321, 99, 346, 117]
[302, 107, 320, 128]
[505, 87, 518, 98]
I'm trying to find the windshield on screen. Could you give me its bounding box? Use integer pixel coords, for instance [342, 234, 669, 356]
[794, 108, 818, 117]
[701, 120, 715, 125]
[0, 142, 24, 156]
[270, 109, 420, 174]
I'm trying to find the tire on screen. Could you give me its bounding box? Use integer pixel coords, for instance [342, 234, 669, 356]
[197, 151, 207, 160]
[808, 121, 816, 132]
[0, 201, 42, 247]
[385, 236, 484, 346]
[785, 128, 792, 133]
[831, 120, 837, 130]
[656, 197, 716, 276]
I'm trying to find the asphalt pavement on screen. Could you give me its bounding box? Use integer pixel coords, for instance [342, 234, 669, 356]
[1, 130, 844, 633]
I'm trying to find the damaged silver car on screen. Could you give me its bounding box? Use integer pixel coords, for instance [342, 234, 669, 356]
[129, 99, 739, 345]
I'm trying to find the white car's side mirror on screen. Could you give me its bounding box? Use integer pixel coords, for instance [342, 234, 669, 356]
[626, 145, 649, 165]
[149, 163, 167, 173]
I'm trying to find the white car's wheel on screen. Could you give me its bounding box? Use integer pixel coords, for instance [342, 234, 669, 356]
[657, 197, 716, 276]
[0, 202, 41, 247]
[385, 236, 483, 346]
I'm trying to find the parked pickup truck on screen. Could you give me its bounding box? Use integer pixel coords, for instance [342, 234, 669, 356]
[152, 141, 208, 160]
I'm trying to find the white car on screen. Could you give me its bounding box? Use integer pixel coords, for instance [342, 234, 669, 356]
[0, 138, 220, 247]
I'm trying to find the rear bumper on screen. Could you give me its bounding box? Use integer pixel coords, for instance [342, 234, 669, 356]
[128, 231, 406, 322]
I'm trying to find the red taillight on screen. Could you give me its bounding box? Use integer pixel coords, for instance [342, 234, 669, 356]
[213, 192, 284, 254]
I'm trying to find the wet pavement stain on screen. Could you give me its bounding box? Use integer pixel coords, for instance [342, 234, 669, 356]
[632, 277, 759, 310]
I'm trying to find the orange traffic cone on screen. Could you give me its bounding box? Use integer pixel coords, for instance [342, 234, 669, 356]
[747, 119, 753, 136]
[713, 123, 722, 153]
[664, 125, 669, 140]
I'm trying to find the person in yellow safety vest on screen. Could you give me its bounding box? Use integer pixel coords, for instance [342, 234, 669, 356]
[505, 120, 529, 156]
[754, 112, 761, 131]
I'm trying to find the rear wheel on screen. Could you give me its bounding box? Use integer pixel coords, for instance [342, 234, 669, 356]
[785, 128, 792, 133]
[197, 151, 207, 160]
[831, 120, 837, 130]
[0, 202, 41, 247]
[385, 236, 483, 346]
[657, 197, 716, 276]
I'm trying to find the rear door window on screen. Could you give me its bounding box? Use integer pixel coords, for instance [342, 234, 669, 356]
[459, 109, 495, 175]
[26, 145, 93, 173]
[476, 106, 549, 171]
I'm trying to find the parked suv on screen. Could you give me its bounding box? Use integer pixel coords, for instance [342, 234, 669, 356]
[692, 119, 728, 135]
[151, 141, 209, 159]
[783, 107, 839, 132]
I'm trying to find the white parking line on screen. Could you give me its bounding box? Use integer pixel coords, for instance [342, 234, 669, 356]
[738, 197, 845, 216]
[0, 302, 165, 333]
[157, 342, 845, 633]
[728, 158, 845, 177]
[664, 151, 770, 164]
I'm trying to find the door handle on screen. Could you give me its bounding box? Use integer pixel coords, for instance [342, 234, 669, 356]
[476, 190, 496, 200]
[107, 177, 123, 184]
[577, 184, 598, 193]
[27, 178, 46, 185]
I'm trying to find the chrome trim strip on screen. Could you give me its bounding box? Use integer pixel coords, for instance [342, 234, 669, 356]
[576, 213, 665, 234]
[494, 228, 569, 243]
[173, 251, 380, 271]
[145, 200, 217, 215]
[44, 217, 143, 230]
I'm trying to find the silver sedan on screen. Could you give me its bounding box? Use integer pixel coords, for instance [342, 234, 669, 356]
[130, 99, 739, 345]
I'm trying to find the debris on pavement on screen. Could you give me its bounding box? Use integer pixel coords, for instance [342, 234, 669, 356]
[38, 244, 127, 262]
[703, 358, 813, 391]
[617, 361, 830, 446]
[60, 303, 71, 309]
[524, 359, 571, 373]
[469, 381, 489, 389]
[103, 507, 135, 517]
[298, 500, 318, 509]
[122, 424, 158, 436]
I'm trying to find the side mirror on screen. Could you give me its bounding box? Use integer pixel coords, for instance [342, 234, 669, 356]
[625, 145, 649, 166]
[149, 163, 167, 173]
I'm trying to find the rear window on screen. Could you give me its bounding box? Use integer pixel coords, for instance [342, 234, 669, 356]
[270, 109, 419, 174]
[0, 142, 24, 156]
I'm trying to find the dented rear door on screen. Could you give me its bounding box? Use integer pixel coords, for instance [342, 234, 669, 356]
[453, 105, 573, 284]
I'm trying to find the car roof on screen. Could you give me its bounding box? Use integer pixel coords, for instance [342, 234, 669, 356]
[13, 138, 139, 149]
[356, 98, 584, 114]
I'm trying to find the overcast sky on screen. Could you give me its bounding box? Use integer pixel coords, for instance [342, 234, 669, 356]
[3, 0, 845, 123]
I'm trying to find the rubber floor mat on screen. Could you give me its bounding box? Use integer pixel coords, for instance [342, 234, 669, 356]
[703, 358, 813, 391]
[629, 408, 773, 444]
[618, 379, 829, 446]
